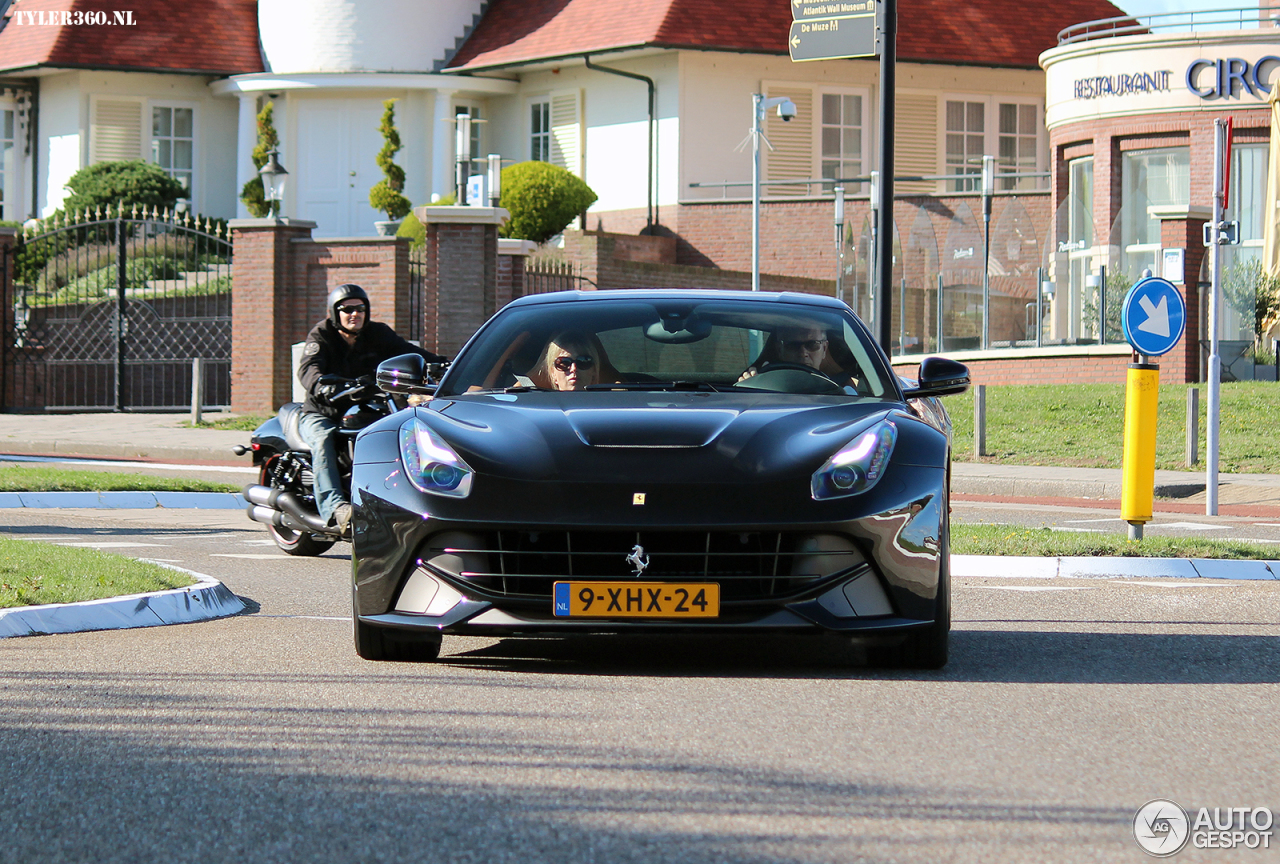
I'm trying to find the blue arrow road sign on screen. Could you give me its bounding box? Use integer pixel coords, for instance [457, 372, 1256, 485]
[1121, 276, 1186, 357]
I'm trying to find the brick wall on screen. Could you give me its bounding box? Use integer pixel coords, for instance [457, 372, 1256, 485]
[893, 348, 1135, 386]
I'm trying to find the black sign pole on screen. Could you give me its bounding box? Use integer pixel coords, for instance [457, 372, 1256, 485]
[876, 0, 895, 352]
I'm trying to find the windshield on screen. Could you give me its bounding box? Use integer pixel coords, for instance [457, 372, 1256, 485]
[438, 297, 896, 399]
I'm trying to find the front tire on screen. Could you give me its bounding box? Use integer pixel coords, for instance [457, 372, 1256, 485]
[353, 591, 443, 662]
[259, 458, 336, 557]
[871, 518, 950, 670]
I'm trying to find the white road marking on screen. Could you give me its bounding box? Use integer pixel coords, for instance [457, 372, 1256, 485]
[1048, 527, 1104, 533]
[209, 553, 298, 559]
[976, 585, 1099, 592]
[258, 615, 348, 621]
[1119, 581, 1234, 588]
[1221, 538, 1280, 544]
[1254, 523, 1280, 528]
[1158, 522, 1230, 530]
[55, 542, 169, 548]
[242, 539, 278, 546]
[1064, 518, 1124, 524]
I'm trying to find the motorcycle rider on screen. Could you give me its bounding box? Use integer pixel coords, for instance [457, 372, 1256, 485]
[297, 283, 444, 535]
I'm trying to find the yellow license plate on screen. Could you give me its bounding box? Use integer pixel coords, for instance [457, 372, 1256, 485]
[553, 582, 720, 618]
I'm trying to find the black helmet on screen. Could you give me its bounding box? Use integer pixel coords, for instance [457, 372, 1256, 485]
[328, 283, 369, 332]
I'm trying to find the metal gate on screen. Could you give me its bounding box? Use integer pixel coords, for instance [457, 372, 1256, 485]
[1, 205, 232, 411]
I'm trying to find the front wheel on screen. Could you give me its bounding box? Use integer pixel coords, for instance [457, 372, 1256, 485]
[259, 458, 336, 557]
[870, 520, 950, 670]
[353, 591, 442, 662]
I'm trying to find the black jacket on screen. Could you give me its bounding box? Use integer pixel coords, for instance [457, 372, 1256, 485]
[298, 318, 444, 418]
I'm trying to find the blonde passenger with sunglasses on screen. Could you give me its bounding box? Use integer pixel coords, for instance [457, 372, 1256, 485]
[538, 331, 599, 391]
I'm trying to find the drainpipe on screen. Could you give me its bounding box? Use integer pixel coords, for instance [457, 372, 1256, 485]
[582, 55, 655, 233]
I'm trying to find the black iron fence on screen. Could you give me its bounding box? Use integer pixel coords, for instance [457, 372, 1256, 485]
[2, 204, 233, 411]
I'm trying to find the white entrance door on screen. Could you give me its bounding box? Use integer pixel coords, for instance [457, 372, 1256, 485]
[296, 98, 385, 236]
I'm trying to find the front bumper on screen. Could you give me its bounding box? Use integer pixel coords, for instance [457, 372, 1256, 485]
[351, 470, 948, 638]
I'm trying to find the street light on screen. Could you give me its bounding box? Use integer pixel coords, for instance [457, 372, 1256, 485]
[981, 154, 994, 348]
[259, 149, 288, 218]
[749, 93, 797, 291]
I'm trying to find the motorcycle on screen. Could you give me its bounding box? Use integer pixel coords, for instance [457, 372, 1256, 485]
[234, 356, 442, 556]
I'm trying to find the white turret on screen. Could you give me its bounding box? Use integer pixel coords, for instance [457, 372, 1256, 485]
[258, 0, 485, 73]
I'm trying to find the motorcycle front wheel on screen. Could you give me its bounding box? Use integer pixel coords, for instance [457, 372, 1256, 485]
[260, 457, 336, 557]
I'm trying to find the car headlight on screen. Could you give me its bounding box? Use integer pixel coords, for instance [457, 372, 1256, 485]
[810, 419, 897, 500]
[399, 417, 474, 498]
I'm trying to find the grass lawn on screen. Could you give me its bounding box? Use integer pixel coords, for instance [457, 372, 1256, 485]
[952, 523, 1278, 559]
[0, 466, 239, 493]
[0, 535, 195, 608]
[185, 413, 271, 431]
[945, 381, 1280, 474]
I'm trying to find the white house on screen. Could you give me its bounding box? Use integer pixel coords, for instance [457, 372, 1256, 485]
[0, 0, 1125, 251]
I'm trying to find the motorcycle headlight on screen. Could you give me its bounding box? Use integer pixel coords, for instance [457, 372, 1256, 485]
[399, 417, 474, 498]
[810, 419, 897, 500]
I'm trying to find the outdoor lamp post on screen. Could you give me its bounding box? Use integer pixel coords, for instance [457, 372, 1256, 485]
[259, 150, 288, 218]
[981, 154, 995, 348]
[749, 93, 797, 291]
[834, 186, 845, 304]
[487, 153, 502, 207]
[455, 115, 472, 205]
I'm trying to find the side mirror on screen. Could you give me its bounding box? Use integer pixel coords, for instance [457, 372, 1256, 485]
[376, 353, 437, 396]
[902, 356, 970, 399]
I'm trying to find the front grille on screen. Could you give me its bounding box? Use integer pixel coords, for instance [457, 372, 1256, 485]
[418, 530, 867, 603]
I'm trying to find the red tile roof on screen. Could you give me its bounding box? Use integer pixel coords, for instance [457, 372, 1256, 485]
[0, 0, 262, 76]
[447, 0, 1128, 71]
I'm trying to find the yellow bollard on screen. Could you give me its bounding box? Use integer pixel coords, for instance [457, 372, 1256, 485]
[1121, 362, 1160, 537]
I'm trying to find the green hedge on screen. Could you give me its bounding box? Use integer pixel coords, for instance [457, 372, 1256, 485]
[499, 162, 597, 244]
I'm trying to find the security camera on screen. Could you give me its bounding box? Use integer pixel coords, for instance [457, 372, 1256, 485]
[777, 99, 797, 122]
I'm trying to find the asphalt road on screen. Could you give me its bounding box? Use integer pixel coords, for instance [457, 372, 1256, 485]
[1, 508, 1278, 863]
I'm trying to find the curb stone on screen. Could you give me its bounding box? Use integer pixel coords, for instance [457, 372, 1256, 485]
[0, 561, 246, 638]
[952, 554, 1279, 581]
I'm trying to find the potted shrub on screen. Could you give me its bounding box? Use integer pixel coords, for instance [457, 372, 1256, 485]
[369, 99, 411, 235]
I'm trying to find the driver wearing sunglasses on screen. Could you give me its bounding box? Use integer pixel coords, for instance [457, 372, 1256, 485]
[539, 331, 598, 391]
[738, 324, 830, 383]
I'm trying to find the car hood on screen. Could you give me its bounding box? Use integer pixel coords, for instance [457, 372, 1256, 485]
[376, 391, 940, 484]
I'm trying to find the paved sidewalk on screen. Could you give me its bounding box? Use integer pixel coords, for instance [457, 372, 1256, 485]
[0, 412, 251, 464]
[3, 412, 1278, 507]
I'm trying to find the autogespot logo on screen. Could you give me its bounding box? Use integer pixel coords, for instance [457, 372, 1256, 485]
[1134, 799, 1191, 857]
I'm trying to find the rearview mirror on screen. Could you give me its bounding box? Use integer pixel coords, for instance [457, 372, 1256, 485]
[376, 353, 437, 396]
[901, 356, 970, 399]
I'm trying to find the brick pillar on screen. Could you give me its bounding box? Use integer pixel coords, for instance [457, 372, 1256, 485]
[415, 206, 508, 358]
[1156, 206, 1211, 384]
[497, 238, 536, 307]
[229, 218, 317, 412]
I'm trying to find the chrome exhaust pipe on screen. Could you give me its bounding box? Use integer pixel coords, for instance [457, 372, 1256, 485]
[243, 484, 333, 535]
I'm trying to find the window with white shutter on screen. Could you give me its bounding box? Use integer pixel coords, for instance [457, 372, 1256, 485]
[549, 89, 582, 177]
[895, 94, 938, 194]
[89, 96, 145, 164]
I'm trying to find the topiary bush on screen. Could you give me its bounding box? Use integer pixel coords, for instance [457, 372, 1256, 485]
[368, 99, 411, 221]
[240, 102, 279, 218]
[62, 161, 187, 214]
[499, 161, 597, 244]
